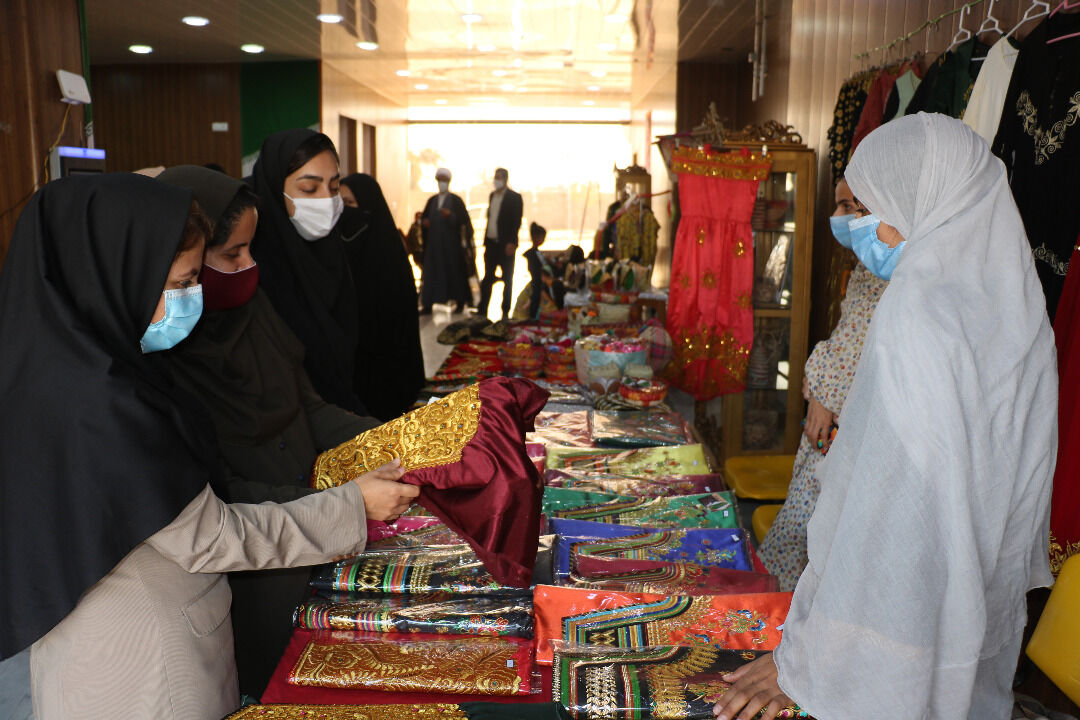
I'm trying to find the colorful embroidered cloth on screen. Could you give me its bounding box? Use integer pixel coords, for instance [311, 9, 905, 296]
[543, 469, 722, 498]
[547, 492, 739, 529]
[367, 516, 446, 544]
[547, 518, 656, 579]
[431, 342, 504, 382]
[541, 487, 634, 515]
[367, 520, 464, 549]
[570, 528, 753, 572]
[526, 410, 593, 447]
[666, 147, 771, 400]
[288, 632, 534, 695]
[312, 377, 549, 587]
[533, 585, 792, 665]
[552, 643, 808, 719]
[309, 546, 528, 597]
[225, 704, 468, 719]
[544, 445, 712, 476]
[590, 410, 694, 448]
[567, 557, 779, 596]
[294, 594, 534, 638]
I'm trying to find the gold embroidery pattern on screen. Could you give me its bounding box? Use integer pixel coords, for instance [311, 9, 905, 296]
[671, 146, 773, 180]
[289, 637, 523, 695]
[697, 227, 707, 245]
[684, 683, 808, 718]
[736, 293, 752, 309]
[644, 645, 719, 718]
[735, 239, 747, 257]
[644, 596, 718, 646]
[1017, 90, 1080, 166]
[1050, 531, 1080, 576]
[224, 704, 468, 720]
[677, 272, 691, 289]
[671, 327, 752, 387]
[313, 384, 481, 489]
[584, 664, 617, 720]
[1033, 242, 1070, 277]
[701, 270, 717, 289]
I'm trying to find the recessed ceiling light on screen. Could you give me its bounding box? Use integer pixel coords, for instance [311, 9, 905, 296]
[435, 99, 448, 105]
[414, 83, 429, 90]
[356, 41, 379, 50]
[587, 84, 600, 91]
[461, 13, 482, 23]
[128, 44, 153, 54]
[500, 83, 515, 91]
[605, 14, 629, 23]
[492, 69, 508, 77]
[396, 69, 411, 77]
[181, 16, 209, 27]
[589, 69, 607, 78]
[317, 13, 343, 23]
[597, 42, 616, 51]
[583, 100, 596, 105]
[240, 44, 265, 54]
[477, 44, 496, 52]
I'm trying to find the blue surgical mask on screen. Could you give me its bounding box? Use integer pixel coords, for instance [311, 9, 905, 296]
[140, 285, 203, 353]
[849, 214, 904, 280]
[829, 213, 855, 249]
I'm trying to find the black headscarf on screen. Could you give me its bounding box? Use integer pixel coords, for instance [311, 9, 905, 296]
[0, 174, 220, 657]
[340, 173, 425, 420]
[157, 165, 307, 449]
[249, 129, 364, 414]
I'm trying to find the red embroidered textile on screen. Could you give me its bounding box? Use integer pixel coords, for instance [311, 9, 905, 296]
[850, 66, 902, 152]
[665, 147, 771, 399]
[1051, 238, 1080, 575]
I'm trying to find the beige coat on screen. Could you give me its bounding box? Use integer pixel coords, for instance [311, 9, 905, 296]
[30, 481, 366, 720]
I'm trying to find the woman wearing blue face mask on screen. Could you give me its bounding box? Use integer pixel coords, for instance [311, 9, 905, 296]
[756, 179, 889, 592]
[715, 114, 1056, 720]
[0, 174, 414, 720]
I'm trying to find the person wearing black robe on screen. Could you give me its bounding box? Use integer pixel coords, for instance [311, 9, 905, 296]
[249, 129, 367, 414]
[419, 167, 474, 313]
[340, 173, 426, 420]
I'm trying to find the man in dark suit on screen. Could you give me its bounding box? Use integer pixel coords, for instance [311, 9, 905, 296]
[476, 167, 523, 319]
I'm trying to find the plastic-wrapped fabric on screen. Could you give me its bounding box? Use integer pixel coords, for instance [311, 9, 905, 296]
[293, 594, 534, 637]
[533, 585, 793, 665]
[544, 445, 711, 476]
[543, 469, 722, 497]
[566, 556, 779, 596]
[551, 643, 808, 719]
[366, 516, 446, 543]
[287, 631, 535, 695]
[223, 704, 469, 719]
[570, 528, 753, 571]
[546, 517, 653, 579]
[526, 411, 593, 447]
[547, 492, 739, 529]
[367, 520, 463, 549]
[541, 487, 634, 515]
[590, 410, 693, 448]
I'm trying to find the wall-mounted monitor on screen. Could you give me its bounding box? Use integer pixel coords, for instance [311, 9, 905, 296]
[49, 146, 106, 180]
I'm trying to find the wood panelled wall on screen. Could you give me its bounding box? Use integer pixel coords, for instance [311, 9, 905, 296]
[90, 64, 243, 177]
[783, 0, 1045, 346]
[0, 0, 85, 269]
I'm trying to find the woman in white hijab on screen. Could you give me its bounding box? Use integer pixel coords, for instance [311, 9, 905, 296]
[714, 113, 1057, 720]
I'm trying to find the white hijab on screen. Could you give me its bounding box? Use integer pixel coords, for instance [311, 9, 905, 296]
[774, 113, 1057, 719]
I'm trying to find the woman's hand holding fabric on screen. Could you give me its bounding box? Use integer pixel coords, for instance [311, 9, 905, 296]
[712, 653, 795, 720]
[803, 396, 835, 449]
[351, 459, 420, 522]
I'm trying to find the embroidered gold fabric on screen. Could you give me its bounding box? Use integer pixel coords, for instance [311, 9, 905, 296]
[313, 384, 481, 489]
[670, 147, 772, 181]
[1049, 531, 1080, 576]
[675, 327, 751, 377]
[1017, 90, 1080, 166]
[289, 637, 524, 695]
[224, 704, 468, 720]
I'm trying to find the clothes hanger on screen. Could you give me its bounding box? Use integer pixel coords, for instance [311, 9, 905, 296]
[1046, 0, 1080, 43]
[970, 0, 1002, 61]
[947, 5, 974, 51]
[1005, 1, 1050, 39]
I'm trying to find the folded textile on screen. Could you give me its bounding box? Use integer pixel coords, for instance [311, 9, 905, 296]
[590, 410, 693, 448]
[533, 585, 792, 665]
[294, 594, 534, 638]
[312, 378, 549, 587]
[366, 516, 445, 543]
[547, 492, 739, 529]
[367, 520, 463, 549]
[544, 445, 711, 476]
[569, 528, 753, 572]
[526, 410, 593, 448]
[543, 469, 722, 497]
[566, 557, 779, 596]
[287, 632, 534, 695]
[552, 643, 808, 719]
[546, 517, 653, 579]
[224, 704, 469, 719]
[541, 487, 634, 515]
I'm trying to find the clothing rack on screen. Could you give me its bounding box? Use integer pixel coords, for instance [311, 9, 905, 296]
[853, 0, 987, 61]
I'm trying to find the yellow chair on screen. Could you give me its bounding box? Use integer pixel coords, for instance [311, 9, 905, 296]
[724, 454, 796, 500]
[752, 504, 782, 544]
[1026, 554, 1080, 704]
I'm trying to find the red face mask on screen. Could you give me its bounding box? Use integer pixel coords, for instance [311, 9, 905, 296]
[200, 262, 259, 311]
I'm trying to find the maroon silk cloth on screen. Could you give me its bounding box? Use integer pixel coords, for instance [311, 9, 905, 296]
[403, 378, 549, 587]
[1050, 239, 1080, 575]
[573, 556, 779, 595]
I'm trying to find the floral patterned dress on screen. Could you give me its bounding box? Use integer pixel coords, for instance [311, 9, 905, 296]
[757, 262, 888, 590]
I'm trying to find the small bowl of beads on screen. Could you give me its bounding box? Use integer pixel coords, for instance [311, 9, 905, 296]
[618, 377, 668, 407]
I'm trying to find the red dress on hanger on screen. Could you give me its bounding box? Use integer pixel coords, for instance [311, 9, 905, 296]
[1050, 235, 1080, 574]
[665, 146, 772, 400]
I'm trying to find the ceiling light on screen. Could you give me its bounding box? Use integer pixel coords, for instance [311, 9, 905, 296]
[396, 69, 411, 76]
[461, 13, 483, 23]
[240, 44, 265, 54]
[128, 44, 153, 54]
[317, 13, 343, 23]
[491, 69, 508, 77]
[500, 83, 514, 91]
[181, 16, 209, 27]
[512, 58, 522, 68]
[414, 83, 429, 90]
[597, 42, 616, 51]
[583, 100, 596, 105]
[477, 44, 496, 52]
[355, 40, 379, 50]
[435, 99, 448, 105]
[589, 69, 607, 78]
[587, 84, 600, 91]
[605, 14, 629, 23]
